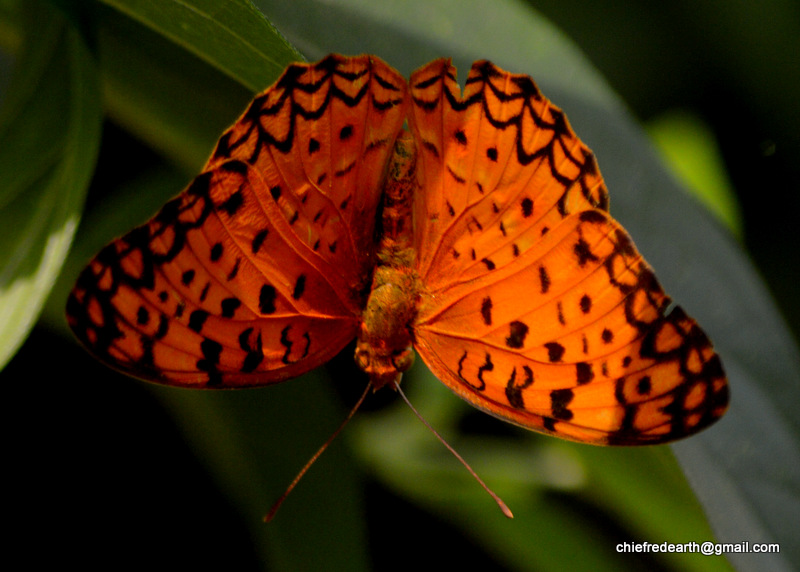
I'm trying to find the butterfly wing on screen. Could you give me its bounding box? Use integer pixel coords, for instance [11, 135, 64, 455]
[67, 55, 408, 387]
[409, 60, 728, 444]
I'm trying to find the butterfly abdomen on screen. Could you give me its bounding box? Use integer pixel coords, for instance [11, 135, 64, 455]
[354, 133, 422, 389]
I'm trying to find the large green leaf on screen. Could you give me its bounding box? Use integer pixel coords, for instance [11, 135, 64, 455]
[0, 0, 100, 370]
[92, 0, 301, 172]
[99, 0, 303, 91]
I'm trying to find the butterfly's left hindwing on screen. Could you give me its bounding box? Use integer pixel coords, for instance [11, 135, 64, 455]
[409, 60, 728, 444]
[67, 55, 408, 388]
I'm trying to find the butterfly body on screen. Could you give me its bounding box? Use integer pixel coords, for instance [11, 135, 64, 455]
[67, 54, 728, 445]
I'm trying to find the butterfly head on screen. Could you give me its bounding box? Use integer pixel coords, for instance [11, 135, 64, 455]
[356, 274, 419, 390]
[354, 342, 415, 390]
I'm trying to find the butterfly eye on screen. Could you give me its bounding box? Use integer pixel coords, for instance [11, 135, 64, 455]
[392, 347, 415, 373]
[354, 348, 371, 370]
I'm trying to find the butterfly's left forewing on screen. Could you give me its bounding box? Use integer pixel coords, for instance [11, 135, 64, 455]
[67, 55, 408, 388]
[408, 60, 728, 444]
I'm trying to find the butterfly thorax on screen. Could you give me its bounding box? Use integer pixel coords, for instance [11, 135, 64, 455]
[354, 133, 420, 389]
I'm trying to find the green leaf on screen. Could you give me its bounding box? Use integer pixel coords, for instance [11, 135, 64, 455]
[0, 0, 101, 371]
[94, 0, 301, 172]
[99, 0, 302, 92]
[648, 110, 743, 237]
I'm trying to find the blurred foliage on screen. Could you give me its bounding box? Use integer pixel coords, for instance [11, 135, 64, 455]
[648, 110, 742, 238]
[2, 1, 798, 571]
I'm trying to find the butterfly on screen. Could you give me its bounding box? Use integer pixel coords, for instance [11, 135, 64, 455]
[67, 54, 728, 447]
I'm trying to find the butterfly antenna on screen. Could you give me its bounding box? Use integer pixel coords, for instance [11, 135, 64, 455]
[393, 381, 514, 519]
[264, 381, 373, 523]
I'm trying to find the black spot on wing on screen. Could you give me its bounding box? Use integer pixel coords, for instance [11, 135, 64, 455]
[259, 284, 276, 314]
[505, 365, 534, 409]
[293, 274, 306, 300]
[576, 362, 594, 385]
[197, 338, 222, 384]
[188, 310, 209, 333]
[219, 189, 243, 216]
[545, 342, 565, 362]
[239, 327, 264, 373]
[252, 229, 268, 254]
[505, 321, 529, 349]
[210, 242, 223, 262]
[539, 266, 550, 293]
[521, 197, 533, 218]
[227, 258, 241, 281]
[550, 388, 574, 421]
[221, 297, 241, 318]
[574, 238, 598, 267]
[481, 297, 492, 326]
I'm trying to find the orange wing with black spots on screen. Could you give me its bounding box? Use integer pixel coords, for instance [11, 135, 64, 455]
[67, 55, 408, 387]
[68, 55, 727, 445]
[408, 60, 728, 444]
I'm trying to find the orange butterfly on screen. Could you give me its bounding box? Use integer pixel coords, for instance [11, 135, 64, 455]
[67, 54, 728, 447]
